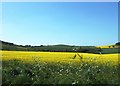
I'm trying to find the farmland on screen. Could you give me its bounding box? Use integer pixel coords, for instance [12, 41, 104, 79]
[1, 40, 119, 54]
[1, 51, 119, 85]
[1, 2, 119, 85]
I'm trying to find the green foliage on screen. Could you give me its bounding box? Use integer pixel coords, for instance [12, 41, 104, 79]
[115, 42, 120, 45]
[2, 59, 119, 85]
[1, 40, 119, 54]
[101, 48, 119, 54]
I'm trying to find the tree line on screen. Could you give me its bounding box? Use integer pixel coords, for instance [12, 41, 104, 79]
[0, 40, 119, 54]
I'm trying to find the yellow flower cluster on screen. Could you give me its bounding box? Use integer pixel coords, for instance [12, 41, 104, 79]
[1, 51, 118, 65]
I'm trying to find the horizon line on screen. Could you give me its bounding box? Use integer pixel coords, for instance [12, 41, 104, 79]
[0, 40, 117, 46]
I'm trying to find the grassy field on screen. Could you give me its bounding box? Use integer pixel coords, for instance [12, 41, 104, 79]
[1, 51, 119, 85]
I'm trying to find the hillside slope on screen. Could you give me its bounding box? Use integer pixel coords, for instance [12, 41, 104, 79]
[0, 40, 119, 54]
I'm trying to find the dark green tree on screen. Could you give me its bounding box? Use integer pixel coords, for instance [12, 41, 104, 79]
[115, 42, 120, 45]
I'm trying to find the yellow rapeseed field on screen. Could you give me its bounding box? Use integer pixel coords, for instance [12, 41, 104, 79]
[1, 51, 119, 65]
[1, 51, 119, 84]
[96, 45, 119, 48]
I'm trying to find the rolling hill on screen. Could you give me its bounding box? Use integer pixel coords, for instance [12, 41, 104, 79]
[0, 40, 119, 54]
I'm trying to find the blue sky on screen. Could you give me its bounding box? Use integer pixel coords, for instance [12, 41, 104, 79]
[2, 2, 118, 46]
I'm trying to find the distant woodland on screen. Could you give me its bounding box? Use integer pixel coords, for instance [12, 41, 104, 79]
[0, 40, 119, 54]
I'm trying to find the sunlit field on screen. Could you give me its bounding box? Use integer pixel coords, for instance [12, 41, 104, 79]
[1, 51, 119, 84]
[96, 45, 119, 48]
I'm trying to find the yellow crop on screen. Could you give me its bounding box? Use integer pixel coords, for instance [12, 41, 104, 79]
[96, 45, 119, 48]
[1, 51, 119, 84]
[1, 51, 119, 65]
